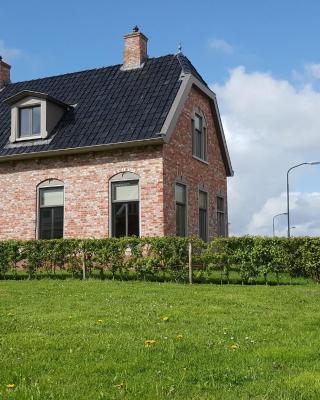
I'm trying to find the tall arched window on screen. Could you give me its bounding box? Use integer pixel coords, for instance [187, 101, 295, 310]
[110, 172, 140, 237]
[37, 179, 64, 239]
[191, 109, 208, 162]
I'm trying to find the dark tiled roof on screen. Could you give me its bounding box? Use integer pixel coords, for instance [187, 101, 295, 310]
[0, 54, 206, 158]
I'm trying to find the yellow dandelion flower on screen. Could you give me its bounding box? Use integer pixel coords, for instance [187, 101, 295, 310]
[115, 382, 124, 389]
[7, 384, 15, 389]
[162, 316, 170, 322]
[229, 343, 239, 350]
[96, 319, 103, 323]
[144, 339, 157, 347]
[176, 334, 183, 340]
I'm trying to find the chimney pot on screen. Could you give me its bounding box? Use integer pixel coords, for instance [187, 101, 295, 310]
[0, 56, 11, 88]
[122, 28, 148, 70]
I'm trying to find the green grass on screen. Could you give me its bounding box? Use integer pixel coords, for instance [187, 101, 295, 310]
[0, 281, 320, 399]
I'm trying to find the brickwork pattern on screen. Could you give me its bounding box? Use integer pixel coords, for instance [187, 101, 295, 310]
[163, 87, 228, 238]
[0, 146, 164, 240]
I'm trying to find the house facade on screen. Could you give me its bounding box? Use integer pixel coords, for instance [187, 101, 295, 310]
[0, 28, 233, 241]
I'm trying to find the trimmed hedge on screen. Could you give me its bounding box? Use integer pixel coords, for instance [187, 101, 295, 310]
[0, 236, 319, 283]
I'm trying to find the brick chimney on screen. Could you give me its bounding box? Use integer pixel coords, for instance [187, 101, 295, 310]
[122, 26, 148, 70]
[0, 56, 11, 87]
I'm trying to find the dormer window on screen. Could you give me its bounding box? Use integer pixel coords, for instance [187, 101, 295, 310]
[3, 90, 70, 143]
[19, 106, 41, 138]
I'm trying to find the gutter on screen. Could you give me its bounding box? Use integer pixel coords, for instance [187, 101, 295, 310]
[0, 137, 165, 163]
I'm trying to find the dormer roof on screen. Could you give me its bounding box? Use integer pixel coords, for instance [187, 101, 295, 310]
[3, 90, 71, 109]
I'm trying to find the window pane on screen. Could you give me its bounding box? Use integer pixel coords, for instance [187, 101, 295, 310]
[112, 203, 127, 237]
[199, 209, 208, 241]
[19, 108, 30, 137]
[175, 183, 186, 204]
[52, 207, 64, 238]
[127, 202, 139, 236]
[203, 127, 207, 161]
[217, 196, 224, 212]
[195, 114, 202, 131]
[199, 191, 207, 209]
[176, 204, 186, 236]
[39, 208, 52, 239]
[217, 212, 226, 237]
[113, 181, 139, 201]
[196, 131, 202, 158]
[32, 106, 41, 135]
[40, 187, 64, 207]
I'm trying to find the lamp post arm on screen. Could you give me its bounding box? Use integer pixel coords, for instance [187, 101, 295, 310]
[273, 212, 287, 237]
[286, 162, 314, 238]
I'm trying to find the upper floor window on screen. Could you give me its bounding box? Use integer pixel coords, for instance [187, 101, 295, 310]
[217, 195, 226, 237]
[192, 112, 207, 162]
[19, 106, 41, 138]
[4, 90, 70, 143]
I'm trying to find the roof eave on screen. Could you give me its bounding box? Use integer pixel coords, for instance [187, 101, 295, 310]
[0, 137, 165, 163]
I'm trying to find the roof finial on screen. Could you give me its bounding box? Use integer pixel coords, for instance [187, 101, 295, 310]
[177, 41, 182, 53]
[133, 25, 139, 33]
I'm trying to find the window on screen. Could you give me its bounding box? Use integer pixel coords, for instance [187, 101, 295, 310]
[19, 106, 41, 138]
[176, 183, 186, 236]
[112, 180, 139, 237]
[39, 186, 64, 239]
[217, 196, 226, 237]
[199, 190, 208, 241]
[192, 113, 207, 161]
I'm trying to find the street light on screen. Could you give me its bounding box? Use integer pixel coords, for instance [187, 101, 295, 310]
[286, 161, 320, 238]
[272, 212, 287, 237]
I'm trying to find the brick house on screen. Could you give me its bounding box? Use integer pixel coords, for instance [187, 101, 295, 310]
[0, 27, 233, 241]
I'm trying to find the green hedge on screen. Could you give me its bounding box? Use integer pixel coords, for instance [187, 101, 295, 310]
[0, 236, 319, 283]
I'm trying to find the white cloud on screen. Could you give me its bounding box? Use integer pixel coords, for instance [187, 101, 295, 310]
[212, 67, 320, 236]
[0, 39, 22, 61]
[209, 39, 234, 54]
[248, 192, 320, 236]
[305, 63, 320, 79]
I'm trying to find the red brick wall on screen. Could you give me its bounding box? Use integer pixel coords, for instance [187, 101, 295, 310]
[163, 86, 228, 238]
[0, 146, 164, 240]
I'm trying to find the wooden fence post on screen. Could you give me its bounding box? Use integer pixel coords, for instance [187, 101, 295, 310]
[81, 246, 86, 280]
[188, 242, 193, 284]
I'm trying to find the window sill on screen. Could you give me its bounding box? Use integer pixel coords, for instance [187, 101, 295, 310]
[14, 135, 42, 142]
[192, 155, 209, 165]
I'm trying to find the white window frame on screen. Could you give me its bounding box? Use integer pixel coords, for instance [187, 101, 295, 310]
[191, 109, 208, 163]
[36, 179, 65, 240]
[109, 172, 141, 237]
[10, 96, 48, 142]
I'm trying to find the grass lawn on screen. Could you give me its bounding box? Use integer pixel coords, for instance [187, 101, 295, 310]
[0, 281, 320, 399]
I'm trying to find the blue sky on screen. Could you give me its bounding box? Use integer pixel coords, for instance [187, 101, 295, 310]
[3, 0, 320, 83]
[2, 0, 320, 235]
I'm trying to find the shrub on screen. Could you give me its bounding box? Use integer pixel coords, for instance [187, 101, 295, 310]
[0, 236, 319, 283]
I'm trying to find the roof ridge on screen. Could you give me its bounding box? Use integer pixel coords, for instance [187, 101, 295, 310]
[7, 54, 176, 87]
